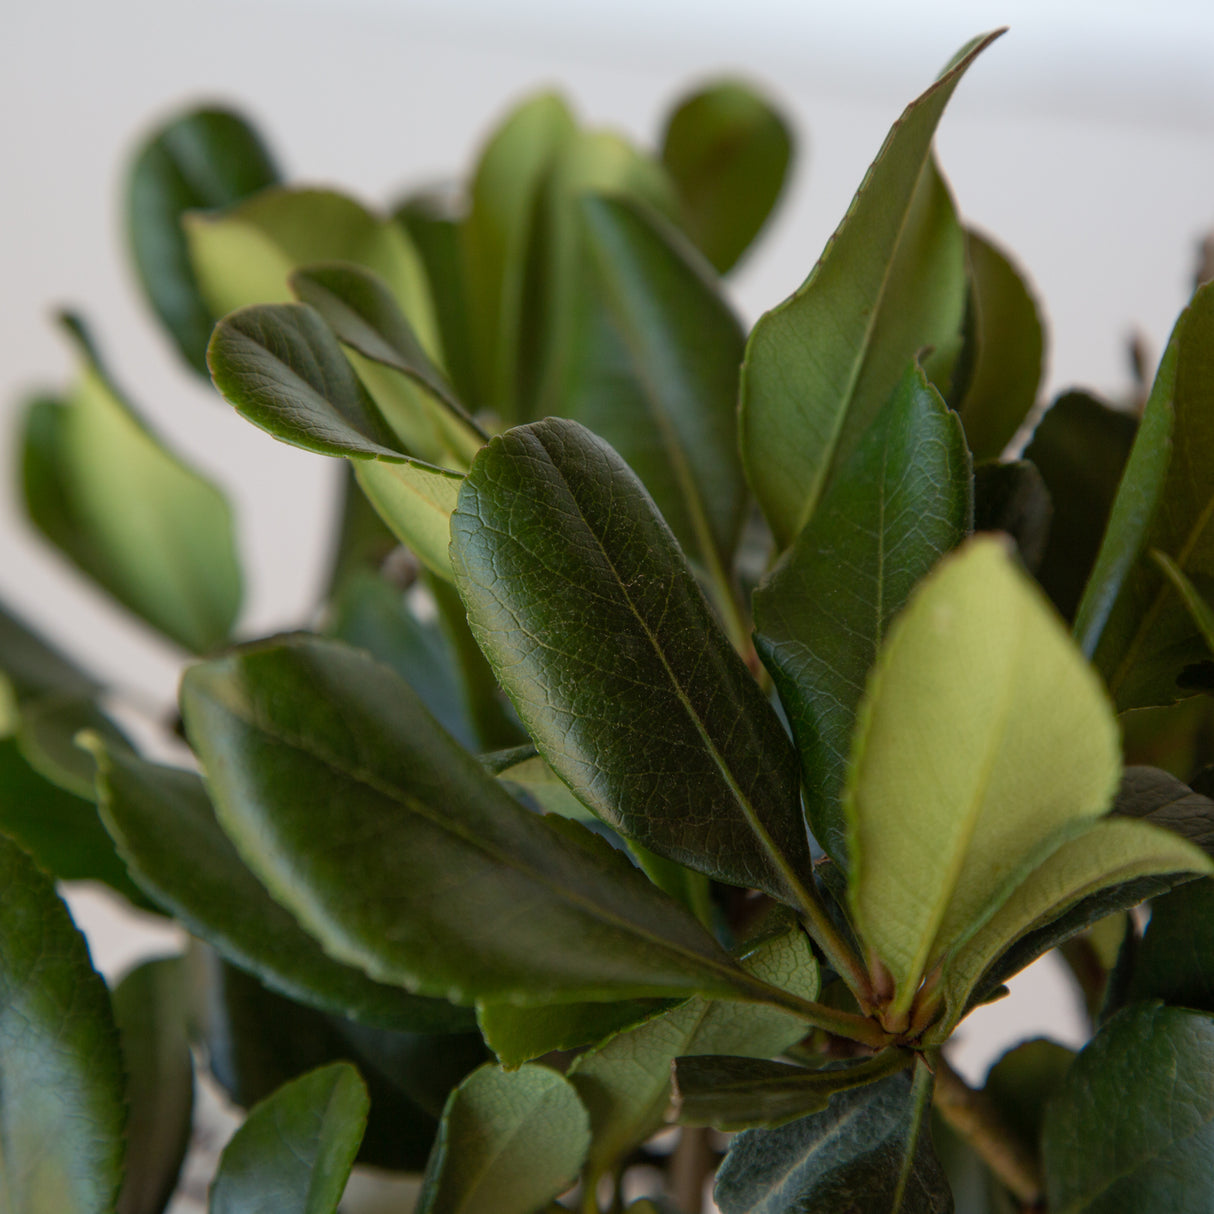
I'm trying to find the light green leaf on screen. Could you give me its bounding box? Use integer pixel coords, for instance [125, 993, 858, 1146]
[485, 745, 596, 821]
[92, 742, 465, 1032]
[126, 106, 279, 374]
[113, 958, 194, 1214]
[755, 362, 971, 867]
[416, 1064, 590, 1214]
[0, 833, 125, 1214]
[180, 635, 775, 1008]
[953, 229, 1045, 461]
[846, 535, 1120, 1018]
[660, 80, 793, 274]
[22, 317, 241, 653]
[450, 418, 812, 906]
[209, 1063, 369, 1214]
[353, 459, 462, 581]
[739, 30, 1001, 548]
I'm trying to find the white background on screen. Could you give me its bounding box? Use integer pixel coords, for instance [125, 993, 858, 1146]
[3, 0, 1212, 1112]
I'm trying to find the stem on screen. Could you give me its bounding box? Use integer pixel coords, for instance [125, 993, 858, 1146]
[741, 975, 891, 1050]
[933, 1055, 1043, 1208]
[788, 876, 876, 1013]
[669, 1126, 713, 1214]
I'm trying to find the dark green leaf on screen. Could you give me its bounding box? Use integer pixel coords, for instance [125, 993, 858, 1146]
[1024, 391, 1137, 621]
[567, 194, 749, 581]
[1113, 764, 1214, 856]
[1127, 877, 1214, 1011]
[953, 230, 1045, 461]
[0, 601, 97, 705]
[674, 1050, 912, 1131]
[113, 958, 194, 1214]
[416, 1064, 590, 1214]
[660, 80, 792, 274]
[715, 1063, 952, 1213]
[0, 833, 126, 1212]
[1083, 283, 1214, 707]
[93, 742, 463, 1032]
[181, 634, 770, 1007]
[982, 1038, 1074, 1159]
[0, 736, 152, 907]
[1152, 549, 1214, 656]
[1043, 1003, 1214, 1212]
[17, 693, 131, 799]
[451, 418, 811, 905]
[209, 1062, 368, 1214]
[973, 460, 1051, 573]
[754, 363, 971, 866]
[127, 106, 279, 374]
[739, 30, 1002, 548]
[22, 318, 242, 653]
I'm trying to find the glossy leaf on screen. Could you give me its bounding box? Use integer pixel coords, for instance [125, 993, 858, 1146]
[181, 634, 769, 1007]
[451, 417, 811, 904]
[715, 1064, 951, 1214]
[209, 1062, 369, 1214]
[127, 106, 279, 374]
[1127, 877, 1214, 1011]
[846, 536, 1121, 1018]
[1084, 283, 1214, 707]
[755, 363, 971, 866]
[1043, 1004, 1214, 1212]
[0, 833, 125, 1213]
[660, 79, 792, 274]
[416, 1064, 590, 1214]
[674, 1049, 912, 1131]
[931, 815, 1211, 1036]
[113, 958, 194, 1214]
[567, 193, 748, 577]
[22, 319, 241, 652]
[739, 31, 1001, 548]
[92, 742, 464, 1032]
[973, 460, 1051, 573]
[1024, 391, 1136, 621]
[953, 229, 1045, 461]
[569, 924, 820, 1182]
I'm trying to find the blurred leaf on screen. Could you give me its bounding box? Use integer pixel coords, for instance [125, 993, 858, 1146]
[973, 460, 1050, 573]
[982, 1038, 1074, 1160]
[1127, 877, 1214, 1012]
[660, 79, 793, 273]
[209, 1063, 368, 1214]
[739, 30, 1002, 548]
[953, 230, 1045, 461]
[322, 463, 400, 599]
[1152, 549, 1214, 656]
[1024, 391, 1136, 621]
[113, 957, 194, 1214]
[17, 693, 131, 799]
[127, 106, 279, 374]
[416, 1064, 590, 1214]
[0, 600, 98, 706]
[487, 745, 596, 821]
[0, 833, 125, 1213]
[1043, 1004, 1214, 1212]
[451, 418, 811, 905]
[22, 318, 241, 652]
[755, 363, 970, 867]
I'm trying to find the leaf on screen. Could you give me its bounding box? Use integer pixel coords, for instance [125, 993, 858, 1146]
[0, 833, 125, 1213]
[180, 634, 771, 1007]
[1042, 1004, 1214, 1213]
[567, 193, 749, 578]
[289, 261, 485, 467]
[22, 317, 242, 652]
[1152, 549, 1214, 654]
[451, 417, 811, 904]
[126, 106, 279, 374]
[1083, 283, 1214, 706]
[17, 693, 131, 799]
[953, 230, 1045, 461]
[0, 601, 98, 705]
[569, 923, 820, 1181]
[754, 363, 971, 867]
[1126, 877, 1214, 1012]
[207, 303, 463, 578]
[112, 958, 194, 1214]
[982, 1038, 1074, 1160]
[1024, 391, 1136, 621]
[209, 1062, 369, 1214]
[714, 1063, 952, 1214]
[92, 742, 465, 1032]
[973, 460, 1051, 573]
[673, 1050, 912, 1131]
[415, 1064, 590, 1214]
[1113, 763, 1214, 856]
[739, 30, 1001, 548]
[932, 815, 1211, 1036]
[660, 79, 792, 274]
[0, 736, 152, 908]
[846, 535, 1121, 1018]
